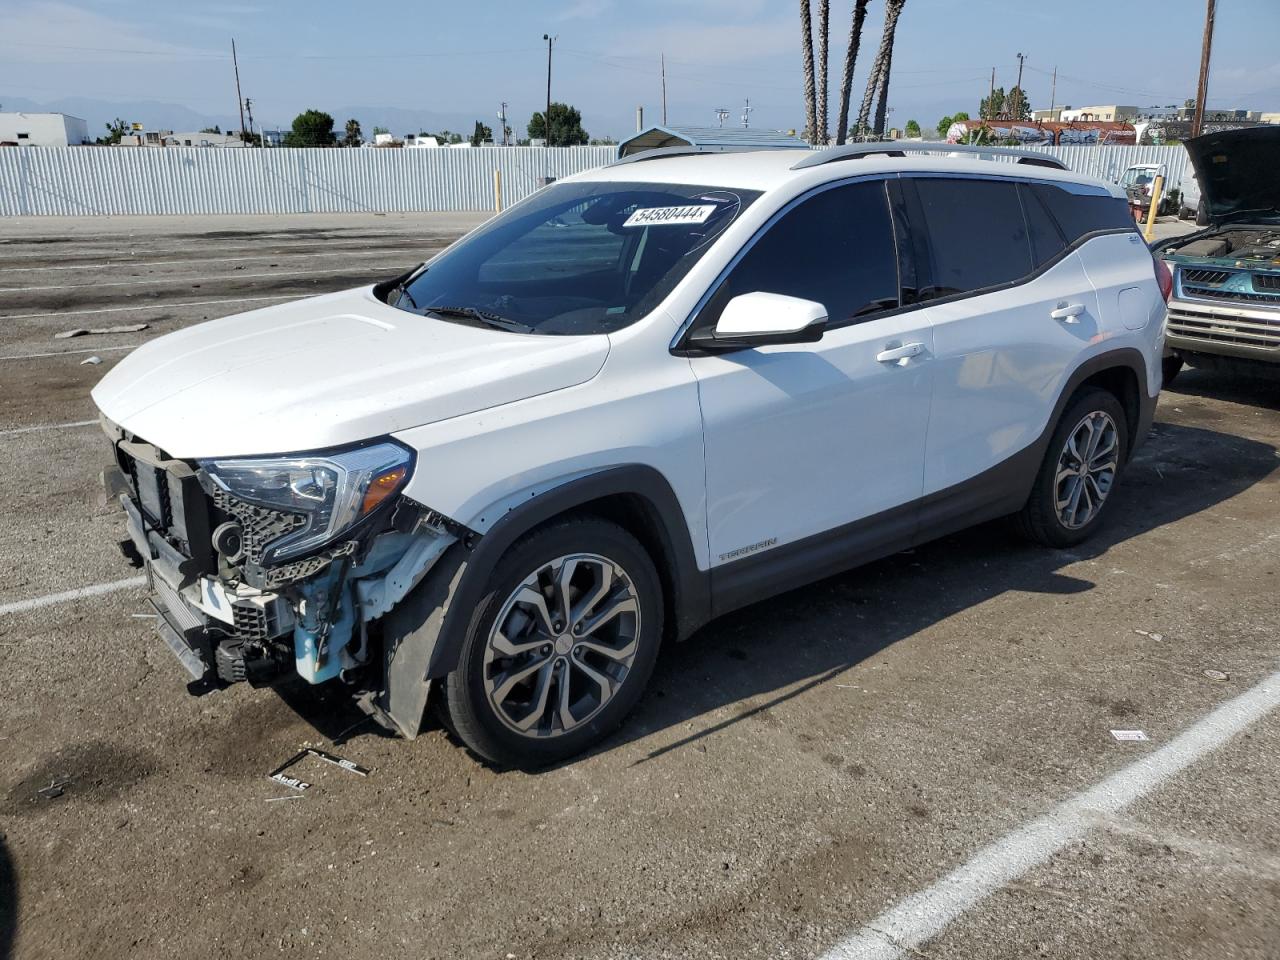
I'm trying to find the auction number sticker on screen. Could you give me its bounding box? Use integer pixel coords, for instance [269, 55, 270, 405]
[623, 204, 716, 228]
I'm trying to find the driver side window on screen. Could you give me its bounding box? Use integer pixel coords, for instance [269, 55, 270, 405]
[699, 179, 900, 331]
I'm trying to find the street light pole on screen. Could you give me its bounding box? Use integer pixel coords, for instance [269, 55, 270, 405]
[542, 33, 556, 147]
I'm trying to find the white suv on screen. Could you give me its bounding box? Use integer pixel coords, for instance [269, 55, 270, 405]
[93, 144, 1169, 766]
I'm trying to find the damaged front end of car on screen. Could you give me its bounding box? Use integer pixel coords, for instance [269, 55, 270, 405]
[101, 417, 471, 731]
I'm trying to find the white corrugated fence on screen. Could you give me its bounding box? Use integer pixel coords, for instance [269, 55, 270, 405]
[0, 143, 1190, 217]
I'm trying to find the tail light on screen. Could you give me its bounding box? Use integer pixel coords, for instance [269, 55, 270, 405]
[1153, 257, 1173, 302]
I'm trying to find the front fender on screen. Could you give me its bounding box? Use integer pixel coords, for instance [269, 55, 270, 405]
[372, 464, 709, 738]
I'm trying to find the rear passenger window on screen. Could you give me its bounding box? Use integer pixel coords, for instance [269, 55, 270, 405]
[708, 179, 899, 327]
[911, 179, 1033, 298]
[1031, 183, 1135, 243]
[1019, 183, 1068, 266]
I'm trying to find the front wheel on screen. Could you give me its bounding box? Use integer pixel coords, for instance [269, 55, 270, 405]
[442, 518, 663, 768]
[1015, 388, 1129, 548]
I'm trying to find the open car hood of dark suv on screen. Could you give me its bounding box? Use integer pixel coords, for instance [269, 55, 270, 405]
[1184, 126, 1280, 226]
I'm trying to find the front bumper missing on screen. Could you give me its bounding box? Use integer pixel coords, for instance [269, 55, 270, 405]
[122, 494, 293, 692]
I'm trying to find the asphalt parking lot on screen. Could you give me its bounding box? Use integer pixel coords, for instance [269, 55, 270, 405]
[0, 212, 1277, 960]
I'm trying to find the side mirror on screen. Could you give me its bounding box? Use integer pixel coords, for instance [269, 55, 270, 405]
[690, 291, 827, 350]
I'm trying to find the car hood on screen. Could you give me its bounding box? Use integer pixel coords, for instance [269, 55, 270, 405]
[1184, 126, 1280, 225]
[92, 286, 610, 459]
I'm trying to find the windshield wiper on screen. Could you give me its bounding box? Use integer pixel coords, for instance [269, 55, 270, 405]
[392, 281, 418, 310]
[426, 305, 535, 334]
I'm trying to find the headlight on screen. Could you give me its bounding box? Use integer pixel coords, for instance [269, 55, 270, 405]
[198, 441, 413, 564]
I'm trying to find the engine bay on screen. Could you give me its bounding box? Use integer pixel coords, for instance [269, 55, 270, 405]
[1164, 227, 1280, 269]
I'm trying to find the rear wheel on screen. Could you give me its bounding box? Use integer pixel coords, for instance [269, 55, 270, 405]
[1016, 388, 1129, 548]
[1162, 354, 1183, 388]
[442, 518, 663, 768]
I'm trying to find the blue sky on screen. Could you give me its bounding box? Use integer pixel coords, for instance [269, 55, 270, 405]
[2, 0, 1278, 138]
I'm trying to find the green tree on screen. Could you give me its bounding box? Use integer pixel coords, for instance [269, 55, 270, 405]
[904, 118, 921, 137]
[372, 125, 390, 137]
[342, 118, 363, 147]
[979, 86, 1005, 120]
[527, 102, 589, 146]
[1005, 86, 1031, 120]
[470, 121, 493, 146]
[200, 125, 222, 134]
[96, 117, 129, 145]
[282, 109, 336, 147]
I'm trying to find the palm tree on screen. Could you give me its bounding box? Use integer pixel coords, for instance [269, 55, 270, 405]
[815, 0, 830, 145]
[835, 0, 871, 145]
[800, 0, 817, 143]
[856, 0, 906, 138]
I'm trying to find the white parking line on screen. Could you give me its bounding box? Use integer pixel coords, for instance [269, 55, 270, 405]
[819, 669, 1280, 960]
[0, 293, 305, 321]
[0, 419, 97, 437]
[0, 345, 136, 361]
[0, 239, 434, 273]
[0, 576, 146, 617]
[0, 265, 391, 293]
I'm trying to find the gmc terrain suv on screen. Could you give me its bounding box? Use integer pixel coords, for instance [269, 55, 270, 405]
[93, 144, 1168, 767]
[1155, 126, 1280, 382]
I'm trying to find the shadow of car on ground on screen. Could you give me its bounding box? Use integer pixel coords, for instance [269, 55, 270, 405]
[278, 419, 1276, 769]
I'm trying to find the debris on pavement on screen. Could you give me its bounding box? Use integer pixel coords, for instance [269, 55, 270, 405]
[267, 747, 370, 793]
[55, 323, 149, 339]
[37, 776, 73, 799]
[1133, 629, 1165, 641]
[1110, 729, 1150, 742]
[1203, 669, 1230, 682]
[80, 356, 102, 365]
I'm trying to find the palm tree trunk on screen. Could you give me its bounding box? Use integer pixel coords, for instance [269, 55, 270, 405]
[815, 0, 830, 145]
[874, 0, 906, 136]
[834, 0, 870, 146]
[857, 0, 905, 138]
[800, 0, 817, 144]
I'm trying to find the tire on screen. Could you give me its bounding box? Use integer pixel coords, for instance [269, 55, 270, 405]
[1177, 206, 1191, 221]
[442, 517, 663, 768]
[1015, 387, 1129, 548]
[1196, 199, 1208, 227]
[1161, 354, 1183, 388]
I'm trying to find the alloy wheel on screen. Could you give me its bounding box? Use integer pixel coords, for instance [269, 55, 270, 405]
[483, 553, 641, 738]
[1054, 410, 1119, 530]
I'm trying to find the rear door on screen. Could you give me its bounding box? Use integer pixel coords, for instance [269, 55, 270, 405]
[901, 176, 1102, 502]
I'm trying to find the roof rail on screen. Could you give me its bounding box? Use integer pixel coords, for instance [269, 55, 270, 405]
[610, 145, 762, 166]
[790, 142, 1068, 171]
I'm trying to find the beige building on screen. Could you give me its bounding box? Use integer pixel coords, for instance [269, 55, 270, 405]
[1059, 105, 1139, 122]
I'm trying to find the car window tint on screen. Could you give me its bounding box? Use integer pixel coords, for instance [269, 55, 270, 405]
[913, 178, 1033, 298]
[1032, 182, 1135, 243]
[1019, 183, 1068, 267]
[714, 180, 898, 327]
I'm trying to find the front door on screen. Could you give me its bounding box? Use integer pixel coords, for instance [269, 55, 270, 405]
[686, 178, 934, 581]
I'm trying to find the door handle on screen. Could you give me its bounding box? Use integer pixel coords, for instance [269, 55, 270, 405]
[1050, 302, 1085, 323]
[876, 341, 925, 364]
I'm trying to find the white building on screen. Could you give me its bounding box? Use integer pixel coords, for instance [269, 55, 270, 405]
[0, 112, 90, 147]
[1059, 105, 1139, 122]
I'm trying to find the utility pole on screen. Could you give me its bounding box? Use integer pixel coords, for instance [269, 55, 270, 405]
[1012, 51, 1026, 120]
[243, 97, 256, 146]
[232, 39, 246, 143]
[1192, 0, 1216, 138]
[541, 33, 556, 147]
[661, 53, 668, 125]
[498, 102, 509, 145]
[988, 67, 995, 120]
[742, 98, 753, 128]
[1049, 65, 1057, 112]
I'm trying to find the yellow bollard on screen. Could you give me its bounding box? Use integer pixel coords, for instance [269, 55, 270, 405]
[1143, 174, 1164, 243]
[494, 169, 503, 213]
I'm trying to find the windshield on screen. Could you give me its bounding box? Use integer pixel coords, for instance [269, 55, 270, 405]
[389, 180, 760, 335]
